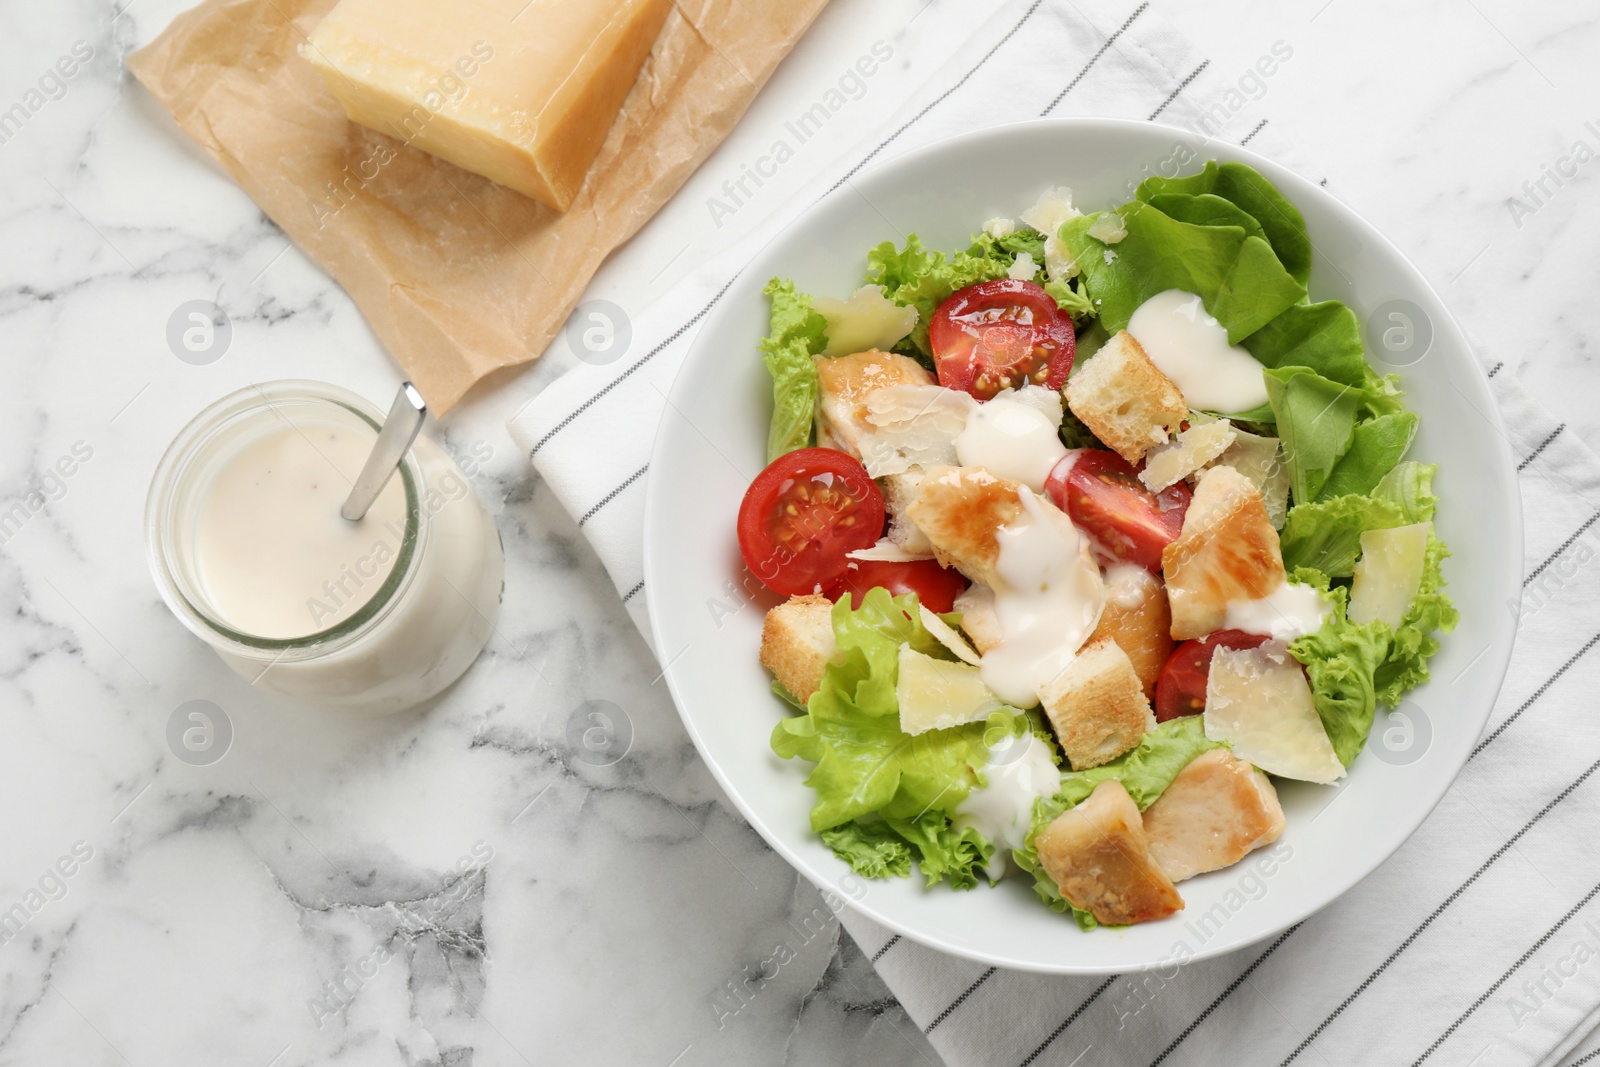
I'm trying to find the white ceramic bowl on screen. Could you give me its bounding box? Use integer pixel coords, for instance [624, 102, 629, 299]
[643, 118, 1522, 974]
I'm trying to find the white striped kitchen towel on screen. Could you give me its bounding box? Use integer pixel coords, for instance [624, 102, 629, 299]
[509, 2, 1600, 1064]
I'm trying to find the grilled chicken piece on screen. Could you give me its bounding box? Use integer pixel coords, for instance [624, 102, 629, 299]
[1161, 465, 1287, 640]
[814, 349, 935, 460]
[903, 465, 1025, 590]
[881, 469, 934, 554]
[1142, 749, 1286, 882]
[759, 595, 838, 704]
[1034, 780, 1183, 926]
[1091, 566, 1173, 701]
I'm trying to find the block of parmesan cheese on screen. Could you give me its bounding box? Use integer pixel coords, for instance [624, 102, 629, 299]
[302, 0, 674, 211]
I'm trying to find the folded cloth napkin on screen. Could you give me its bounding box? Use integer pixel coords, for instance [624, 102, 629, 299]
[510, 2, 1600, 1064]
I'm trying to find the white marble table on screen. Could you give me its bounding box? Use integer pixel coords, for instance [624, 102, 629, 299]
[1, 0, 1594, 1064]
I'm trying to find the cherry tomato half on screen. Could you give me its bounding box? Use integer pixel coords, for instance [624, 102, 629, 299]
[737, 448, 885, 598]
[828, 557, 969, 614]
[1154, 630, 1272, 722]
[1044, 450, 1192, 573]
[929, 279, 1076, 400]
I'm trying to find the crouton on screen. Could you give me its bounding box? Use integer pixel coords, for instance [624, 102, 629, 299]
[882, 469, 934, 554]
[759, 595, 837, 704]
[953, 583, 1004, 655]
[1038, 640, 1156, 770]
[814, 350, 935, 460]
[1142, 748, 1286, 882]
[903, 466, 1025, 589]
[1034, 780, 1183, 926]
[1091, 567, 1174, 701]
[1162, 465, 1286, 640]
[1065, 331, 1187, 465]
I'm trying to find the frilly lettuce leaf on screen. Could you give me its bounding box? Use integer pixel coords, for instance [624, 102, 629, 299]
[1372, 461, 1439, 522]
[866, 235, 1011, 359]
[1375, 531, 1459, 707]
[759, 278, 827, 462]
[1280, 492, 1409, 577]
[1287, 573, 1392, 766]
[772, 588, 1022, 889]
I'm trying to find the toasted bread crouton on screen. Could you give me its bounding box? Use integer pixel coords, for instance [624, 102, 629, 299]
[1142, 749, 1285, 882]
[1162, 465, 1286, 639]
[903, 466, 1025, 588]
[1035, 780, 1183, 926]
[1038, 640, 1156, 770]
[882, 469, 934, 554]
[814, 350, 935, 459]
[953, 583, 1004, 655]
[1065, 331, 1187, 464]
[759, 595, 837, 704]
[1091, 567, 1174, 701]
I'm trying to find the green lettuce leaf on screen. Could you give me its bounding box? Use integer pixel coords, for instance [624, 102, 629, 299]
[760, 278, 828, 462]
[1146, 191, 1270, 246]
[1060, 198, 1306, 342]
[1012, 718, 1222, 928]
[1372, 461, 1439, 522]
[1264, 366, 1362, 505]
[818, 820, 913, 880]
[1242, 301, 1370, 388]
[1375, 531, 1459, 706]
[1136, 160, 1312, 286]
[1288, 578, 1391, 766]
[1320, 412, 1419, 500]
[882, 812, 993, 890]
[1043, 276, 1097, 322]
[867, 235, 1011, 357]
[771, 589, 1017, 888]
[1279, 492, 1409, 576]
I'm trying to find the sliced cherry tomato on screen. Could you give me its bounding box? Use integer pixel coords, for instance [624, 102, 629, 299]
[1154, 630, 1272, 722]
[1044, 450, 1192, 573]
[737, 448, 885, 597]
[929, 279, 1076, 400]
[828, 557, 969, 614]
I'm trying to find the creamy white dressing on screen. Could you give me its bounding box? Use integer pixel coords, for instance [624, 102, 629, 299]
[1102, 562, 1155, 610]
[1223, 581, 1331, 641]
[980, 490, 1105, 707]
[1127, 289, 1269, 413]
[954, 394, 1068, 493]
[195, 423, 406, 638]
[955, 731, 1062, 881]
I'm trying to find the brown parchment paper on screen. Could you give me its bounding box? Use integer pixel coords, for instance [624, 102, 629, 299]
[129, 0, 829, 411]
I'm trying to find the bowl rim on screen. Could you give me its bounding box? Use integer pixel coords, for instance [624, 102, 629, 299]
[643, 115, 1524, 974]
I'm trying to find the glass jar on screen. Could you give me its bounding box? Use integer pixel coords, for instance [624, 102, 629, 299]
[146, 380, 504, 715]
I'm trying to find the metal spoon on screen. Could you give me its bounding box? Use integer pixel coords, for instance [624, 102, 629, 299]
[341, 382, 426, 522]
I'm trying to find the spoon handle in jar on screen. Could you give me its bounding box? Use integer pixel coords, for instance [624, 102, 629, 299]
[341, 382, 427, 522]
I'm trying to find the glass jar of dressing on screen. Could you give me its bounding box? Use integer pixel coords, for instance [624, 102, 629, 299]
[146, 380, 504, 715]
